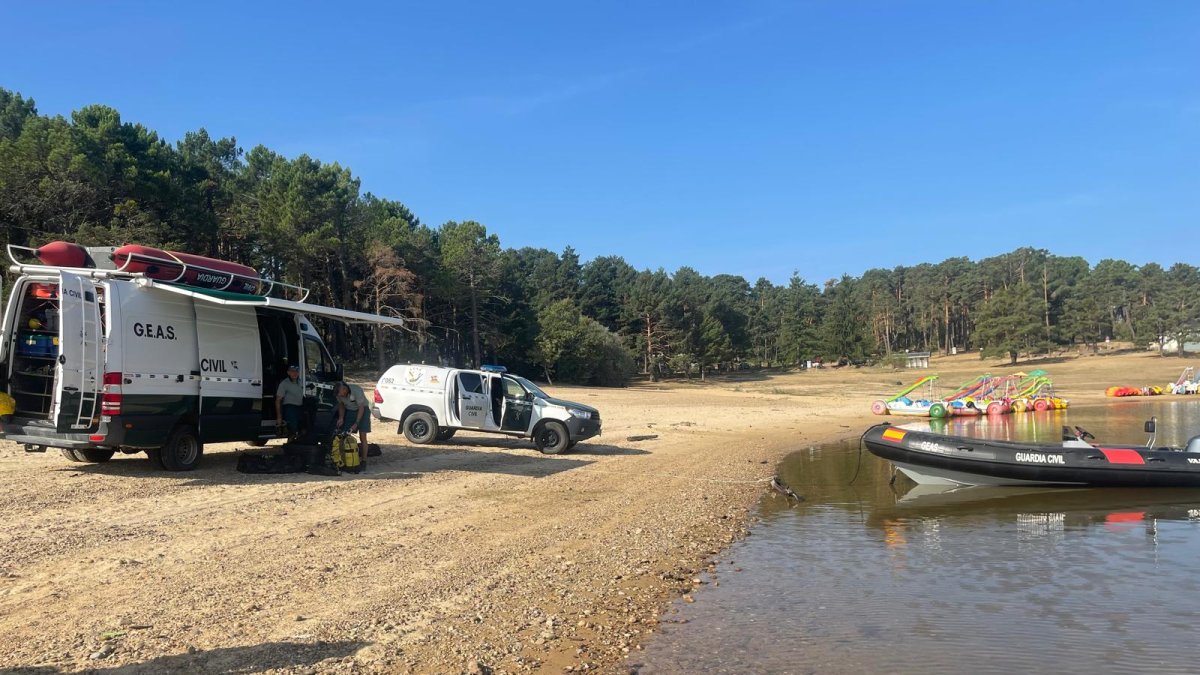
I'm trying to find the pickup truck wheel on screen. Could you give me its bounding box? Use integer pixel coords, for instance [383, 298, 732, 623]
[77, 449, 115, 463]
[61, 449, 85, 462]
[403, 412, 438, 444]
[436, 428, 457, 442]
[159, 425, 203, 471]
[535, 421, 571, 455]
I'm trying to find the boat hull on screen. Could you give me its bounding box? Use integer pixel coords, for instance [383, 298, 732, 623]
[112, 244, 261, 294]
[886, 406, 933, 417]
[36, 241, 94, 268]
[864, 423, 1200, 487]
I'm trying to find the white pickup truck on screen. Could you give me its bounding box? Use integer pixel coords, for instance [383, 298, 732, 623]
[372, 364, 601, 454]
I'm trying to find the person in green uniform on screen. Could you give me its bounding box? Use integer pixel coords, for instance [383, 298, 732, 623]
[335, 381, 371, 468]
[275, 365, 305, 437]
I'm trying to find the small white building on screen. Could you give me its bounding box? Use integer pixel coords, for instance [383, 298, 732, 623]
[906, 352, 931, 368]
[1158, 339, 1200, 354]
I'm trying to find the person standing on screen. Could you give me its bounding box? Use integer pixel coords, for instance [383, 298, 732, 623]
[275, 365, 305, 438]
[335, 381, 371, 469]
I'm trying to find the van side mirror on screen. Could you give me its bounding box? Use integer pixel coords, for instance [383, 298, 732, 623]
[1145, 418, 1156, 434]
[524, 392, 534, 402]
[334, 363, 344, 380]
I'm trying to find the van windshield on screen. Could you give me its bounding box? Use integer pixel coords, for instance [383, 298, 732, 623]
[513, 376, 550, 399]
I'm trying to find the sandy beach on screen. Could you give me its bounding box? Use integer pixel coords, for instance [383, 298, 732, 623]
[0, 347, 1193, 674]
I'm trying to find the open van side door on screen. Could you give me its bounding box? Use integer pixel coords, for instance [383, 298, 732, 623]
[53, 271, 101, 432]
[301, 330, 339, 429]
[194, 303, 263, 443]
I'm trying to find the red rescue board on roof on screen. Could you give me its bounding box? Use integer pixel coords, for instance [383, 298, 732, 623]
[1100, 448, 1146, 465]
[112, 244, 261, 294]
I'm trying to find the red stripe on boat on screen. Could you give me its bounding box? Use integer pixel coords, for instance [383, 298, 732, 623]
[882, 428, 907, 442]
[1099, 448, 1145, 465]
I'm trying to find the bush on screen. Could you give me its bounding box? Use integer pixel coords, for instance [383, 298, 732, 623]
[536, 300, 635, 386]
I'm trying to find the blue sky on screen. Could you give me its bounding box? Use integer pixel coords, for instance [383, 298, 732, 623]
[3, 1, 1197, 284]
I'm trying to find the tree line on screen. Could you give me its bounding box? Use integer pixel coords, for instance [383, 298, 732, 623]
[2, 88, 1197, 384]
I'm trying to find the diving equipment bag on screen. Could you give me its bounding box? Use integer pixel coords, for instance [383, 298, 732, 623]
[332, 432, 361, 472]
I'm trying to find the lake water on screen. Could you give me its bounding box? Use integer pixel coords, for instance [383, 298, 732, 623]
[637, 400, 1200, 674]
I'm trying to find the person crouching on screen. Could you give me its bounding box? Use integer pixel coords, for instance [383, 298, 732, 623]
[335, 381, 371, 470]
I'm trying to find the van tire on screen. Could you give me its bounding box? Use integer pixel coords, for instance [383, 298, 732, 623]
[160, 425, 203, 471]
[403, 412, 438, 444]
[436, 428, 457, 442]
[535, 421, 570, 455]
[61, 449, 86, 462]
[77, 449, 115, 463]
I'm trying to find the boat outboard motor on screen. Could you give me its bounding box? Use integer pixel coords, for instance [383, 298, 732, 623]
[1145, 417, 1157, 448]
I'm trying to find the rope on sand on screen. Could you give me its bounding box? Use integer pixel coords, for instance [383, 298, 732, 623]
[581, 466, 776, 485]
[345, 468, 773, 486]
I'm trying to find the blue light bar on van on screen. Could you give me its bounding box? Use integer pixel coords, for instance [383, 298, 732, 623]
[480, 364, 508, 373]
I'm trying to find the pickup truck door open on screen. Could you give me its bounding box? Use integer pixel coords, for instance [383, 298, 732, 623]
[455, 371, 488, 428]
[499, 376, 534, 433]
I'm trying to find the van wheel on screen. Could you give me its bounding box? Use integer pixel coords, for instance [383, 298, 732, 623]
[436, 428, 457, 442]
[247, 439, 268, 447]
[160, 425, 203, 471]
[61, 449, 85, 462]
[77, 449, 115, 463]
[535, 421, 570, 455]
[403, 412, 438, 444]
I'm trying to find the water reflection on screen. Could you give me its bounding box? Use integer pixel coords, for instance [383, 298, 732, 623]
[875, 484, 1200, 542]
[637, 401, 1200, 675]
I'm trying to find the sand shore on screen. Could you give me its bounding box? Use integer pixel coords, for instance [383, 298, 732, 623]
[0, 348, 1193, 673]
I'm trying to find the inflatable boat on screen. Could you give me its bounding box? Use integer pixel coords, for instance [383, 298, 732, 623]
[863, 419, 1200, 487]
[112, 244, 261, 294]
[32, 240, 263, 295]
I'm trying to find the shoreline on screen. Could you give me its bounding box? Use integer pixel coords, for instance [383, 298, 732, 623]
[0, 350, 1194, 673]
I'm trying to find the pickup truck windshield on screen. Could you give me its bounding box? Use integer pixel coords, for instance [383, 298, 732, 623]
[513, 376, 550, 399]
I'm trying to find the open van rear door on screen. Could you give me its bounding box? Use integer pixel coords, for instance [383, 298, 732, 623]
[53, 271, 102, 432]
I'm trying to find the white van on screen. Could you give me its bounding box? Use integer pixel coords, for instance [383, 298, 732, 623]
[373, 364, 601, 454]
[0, 244, 406, 470]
